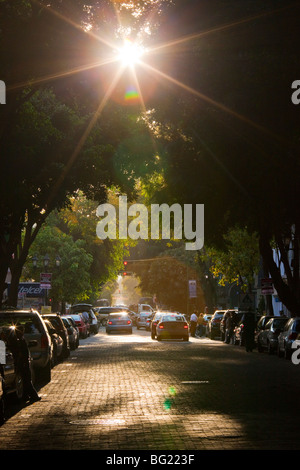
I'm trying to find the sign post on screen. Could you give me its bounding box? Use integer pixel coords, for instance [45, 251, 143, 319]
[40, 273, 52, 306]
[261, 278, 274, 295]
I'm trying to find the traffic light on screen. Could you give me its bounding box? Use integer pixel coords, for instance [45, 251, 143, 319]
[121, 260, 132, 276]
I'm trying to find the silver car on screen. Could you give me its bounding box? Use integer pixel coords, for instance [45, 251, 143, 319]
[106, 312, 132, 334]
[136, 313, 152, 330]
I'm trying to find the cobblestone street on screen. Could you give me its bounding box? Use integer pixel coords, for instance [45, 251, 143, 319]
[1, 329, 300, 451]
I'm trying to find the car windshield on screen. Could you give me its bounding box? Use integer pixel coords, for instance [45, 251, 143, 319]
[0, 313, 42, 334]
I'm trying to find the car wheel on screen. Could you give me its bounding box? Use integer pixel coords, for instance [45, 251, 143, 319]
[257, 342, 263, 353]
[267, 342, 273, 355]
[183, 336, 189, 342]
[157, 335, 161, 341]
[151, 332, 156, 340]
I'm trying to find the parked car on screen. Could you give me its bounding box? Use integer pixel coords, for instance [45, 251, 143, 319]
[207, 310, 226, 339]
[43, 319, 64, 366]
[67, 314, 89, 338]
[0, 328, 35, 401]
[257, 317, 288, 354]
[61, 317, 79, 350]
[0, 309, 52, 383]
[136, 312, 152, 330]
[42, 314, 70, 360]
[106, 312, 132, 334]
[254, 315, 275, 344]
[88, 310, 99, 335]
[156, 313, 189, 341]
[277, 317, 300, 359]
[62, 316, 80, 349]
[150, 311, 166, 339]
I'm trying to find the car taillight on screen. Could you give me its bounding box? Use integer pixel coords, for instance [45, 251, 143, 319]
[108, 321, 113, 325]
[127, 320, 131, 324]
[184, 325, 188, 329]
[159, 325, 164, 329]
[41, 333, 49, 349]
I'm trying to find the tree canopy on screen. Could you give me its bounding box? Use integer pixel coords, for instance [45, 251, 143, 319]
[1, 0, 300, 314]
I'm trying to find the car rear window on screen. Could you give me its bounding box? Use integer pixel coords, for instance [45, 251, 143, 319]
[0, 313, 43, 334]
[162, 315, 185, 322]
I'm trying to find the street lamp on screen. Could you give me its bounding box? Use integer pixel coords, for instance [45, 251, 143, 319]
[43, 254, 50, 269]
[32, 254, 38, 268]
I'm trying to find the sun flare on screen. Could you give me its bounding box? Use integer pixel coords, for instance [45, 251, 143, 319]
[117, 39, 144, 67]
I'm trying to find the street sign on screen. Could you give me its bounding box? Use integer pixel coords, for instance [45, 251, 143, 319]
[40, 273, 52, 289]
[189, 280, 197, 298]
[240, 293, 254, 307]
[261, 278, 274, 295]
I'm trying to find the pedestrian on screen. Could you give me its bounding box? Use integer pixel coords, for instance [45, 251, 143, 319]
[196, 313, 205, 337]
[8, 325, 41, 402]
[225, 311, 234, 344]
[190, 311, 198, 337]
[242, 310, 256, 352]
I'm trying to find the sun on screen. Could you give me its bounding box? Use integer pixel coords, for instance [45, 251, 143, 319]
[117, 38, 145, 67]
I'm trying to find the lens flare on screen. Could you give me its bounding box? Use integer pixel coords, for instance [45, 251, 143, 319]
[118, 39, 144, 67]
[124, 85, 139, 103]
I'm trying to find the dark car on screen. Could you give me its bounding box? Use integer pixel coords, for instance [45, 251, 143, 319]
[106, 312, 132, 334]
[0, 309, 52, 383]
[254, 315, 275, 344]
[0, 329, 35, 402]
[42, 314, 70, 360]
[257, 317, 288, 354]
[277, 317, 300, 359]
[150, 311, 166, 339]
[156, 313, 189, 341]
[43, 319, 64, 366]
[207, 310, 226, 340]
[62, 316, 80, 350]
